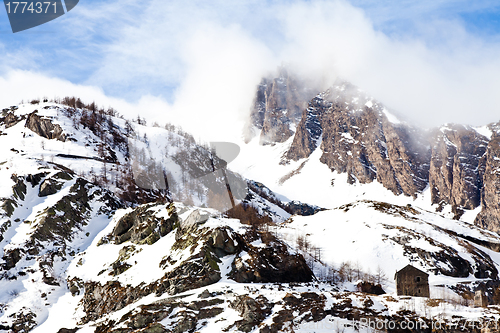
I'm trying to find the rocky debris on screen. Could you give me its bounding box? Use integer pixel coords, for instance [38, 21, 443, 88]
[107, 245, 138, 276]
[25, 111, 66, 141]
[475, 137, 500, 233]
[0, 308, 38, 333]
[111, 203, 178, 245]
[429, 125, 488, 218]
[57, 328, 79, 333]
[229, 295, 272, 332]
[67, 277, 84, 296]
[92, 296, 225, 333]
[262, 292, 327, 332]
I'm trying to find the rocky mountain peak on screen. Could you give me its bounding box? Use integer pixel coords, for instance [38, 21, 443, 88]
[245, 70, 500, 231]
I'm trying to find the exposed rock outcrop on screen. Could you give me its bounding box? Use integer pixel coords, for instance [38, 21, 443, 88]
[81, 281, 157, 323]
[78, 204, 314, 325]
[246, 67, 314, 144]
[285, 82, 430, 197]
[38, 171, 73, 197]
[0, 112, 23, 129]
[229, 295, 272, 332]
[25, 111, 66, 141]
[429, 125, 488, 218]
[475, 136, 500, 233]
[111, 203, 178, 245]
[230, 229, 314, 283]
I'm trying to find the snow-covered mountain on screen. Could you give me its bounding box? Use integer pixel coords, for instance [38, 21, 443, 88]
[240, 71, 500, 227]
[1, 83, 500, 333]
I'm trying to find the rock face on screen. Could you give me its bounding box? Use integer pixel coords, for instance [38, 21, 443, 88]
[285, 82, 430, 197]
[0, 112, 23, 129]
[284, 91, 325, 161]
[475, 136, 500, 232]
[111, 203, 178, 245]
[230, 229, 314, 283]
[229, 295, 272, 332]
[81, 281, 157, 324]
[429, 125, 488, 218]
[25, 111, 66, 141]
[246, 67, 314, 144]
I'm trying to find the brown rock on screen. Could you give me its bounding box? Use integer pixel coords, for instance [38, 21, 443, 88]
[246, 67, 315, 144]
[429, 125, 488, 218]
[475, 136, 500, 233]
[285, 82, 430, 197]
[25, 111, 66, 141]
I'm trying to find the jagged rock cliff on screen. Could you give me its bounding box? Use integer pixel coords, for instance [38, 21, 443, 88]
[475, 132, 500, 232]
[248, 70, 500, 230]
[284, 82, 430, 198]
[429, 125, 489, 217]
[245, 67, 315, 144]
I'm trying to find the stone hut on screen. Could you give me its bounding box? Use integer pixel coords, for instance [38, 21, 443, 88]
[474, 290, 488, 308]
[394, 265, 430, 297]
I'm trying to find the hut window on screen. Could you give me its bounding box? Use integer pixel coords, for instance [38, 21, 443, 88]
[415, 276, 421, 282]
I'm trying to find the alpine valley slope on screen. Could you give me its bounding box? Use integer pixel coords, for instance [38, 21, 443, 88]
[0, 95, 500, 333]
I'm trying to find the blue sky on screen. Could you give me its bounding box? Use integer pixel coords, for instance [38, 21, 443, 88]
[1, 0, 500, 139]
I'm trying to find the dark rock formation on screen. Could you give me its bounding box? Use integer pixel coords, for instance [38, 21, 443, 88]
[284, 91, 325, 161]
[285, 200, 324, 216]
[32, 178, 122, 243]
[25, 111, 66, 141]
[2, 248, 22, 270]
[230, 230, 314, 283]
[357, 281, 385, 295]
[249, 72, 500, 227]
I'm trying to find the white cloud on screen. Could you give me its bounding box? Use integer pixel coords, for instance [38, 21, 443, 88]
[278, 0, 500, 127]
